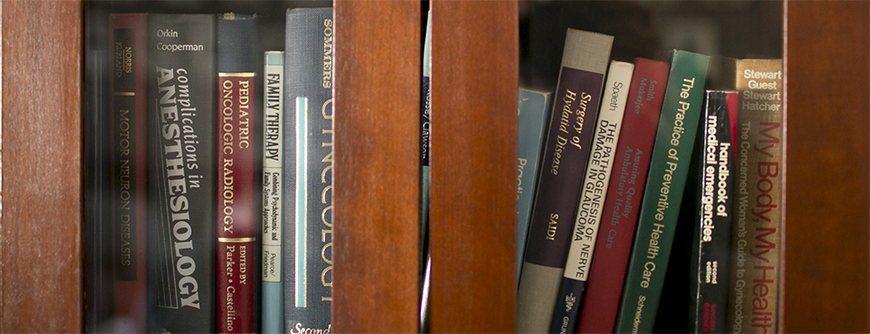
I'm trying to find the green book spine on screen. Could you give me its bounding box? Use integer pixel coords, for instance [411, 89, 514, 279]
[614, 50, 710, 334]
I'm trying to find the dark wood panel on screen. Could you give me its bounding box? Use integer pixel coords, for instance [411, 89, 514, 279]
[430, 1, 518, 332]
[333, 1, 422, 332]
[1, 0, 83, 332]
[785, 1, 870, 332]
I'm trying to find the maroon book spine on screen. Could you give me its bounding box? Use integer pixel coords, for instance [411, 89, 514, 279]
[217, 74, 257, 332]
[216, 14, 258, 333]
[576, 58, 669, 334]
[108, 13, 148, 333]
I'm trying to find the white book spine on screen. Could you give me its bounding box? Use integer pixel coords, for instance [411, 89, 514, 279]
[563, 61, 635, 281]
[261, 50, 285, 334]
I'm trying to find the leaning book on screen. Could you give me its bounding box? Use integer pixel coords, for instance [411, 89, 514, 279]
[692, 90, 737, 333]
[655, 90, 737, 334]
[517, 28, 612, 334]
[613, 50, 710, 334]
[549, 60, 634, 334]
[516, 88, 552, 278]
[576, 58, 669, 334]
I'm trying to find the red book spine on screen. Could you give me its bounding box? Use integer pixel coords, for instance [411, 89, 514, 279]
[576, 58, 669, 334]
[108, 13, 148, 333]
[217, 73, 257, 333]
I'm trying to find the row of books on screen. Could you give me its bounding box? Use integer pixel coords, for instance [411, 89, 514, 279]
[89, 7, 334, 334]
[515, 28, 782, 334]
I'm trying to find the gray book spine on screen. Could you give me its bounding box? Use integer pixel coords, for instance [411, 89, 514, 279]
[283, 7, 335, 334]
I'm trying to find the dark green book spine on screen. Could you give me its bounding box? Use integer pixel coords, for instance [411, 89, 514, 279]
[147, 14, 216, 334]
[614, 50, 709, 334]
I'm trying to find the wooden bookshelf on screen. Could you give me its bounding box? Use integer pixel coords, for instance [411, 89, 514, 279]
[0, 0, 868, 332]
[429, 1, 517, 332]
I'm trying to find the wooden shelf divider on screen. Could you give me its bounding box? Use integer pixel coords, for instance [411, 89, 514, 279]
[334, 1, 423, 333]
[429, 1, 518, 333]
[1, 0, 84, 332]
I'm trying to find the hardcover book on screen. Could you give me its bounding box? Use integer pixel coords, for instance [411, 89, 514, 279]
[283, 7, 335, 334]
[108, 13, 148, 333]
[262, 51, 285, 334]
[146, 14, 217, 333]
[216, 13, 258, 334]
[655, 90, 737, 334]
[576, 58, 669, 334]
[550, 60, 634, 334]
[613, 50, 710, 334]
[517, 28, 612, 334]
[516, 88, 552, 277]
[86, 49, 112, 334]
[727, 58, 783, 334]
[693, 91, 737, 333]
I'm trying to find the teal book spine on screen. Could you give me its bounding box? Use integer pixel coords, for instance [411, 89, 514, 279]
[614, 50, 710, 334]
[262, 50, 284, 334]
[516, 88, 552, 278]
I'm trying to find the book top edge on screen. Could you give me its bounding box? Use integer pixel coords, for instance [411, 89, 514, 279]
[561, 29, 614, 74]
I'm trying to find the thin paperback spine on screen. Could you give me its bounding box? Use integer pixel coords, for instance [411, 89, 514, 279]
[262, 51, 285, 334]
[216, 13, 258, 334]
[283, 8, 334, 334]
[614, 50, 710, 334]
[517, 28, 612, 333]
[108, 13, 148, 333]
[576, 58, 669, 334]
[147, 14, 217, 334]
[550, 60, 634, 334]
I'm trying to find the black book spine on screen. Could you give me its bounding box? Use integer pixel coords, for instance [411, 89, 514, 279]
[656, 91, 736, 334]
[692, 91, 735, 333]
[147, 14, 217, 334]
[86, 49, 113, 334]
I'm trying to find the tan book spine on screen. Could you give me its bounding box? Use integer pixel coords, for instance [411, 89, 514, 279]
[728, 58, 783, 334]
